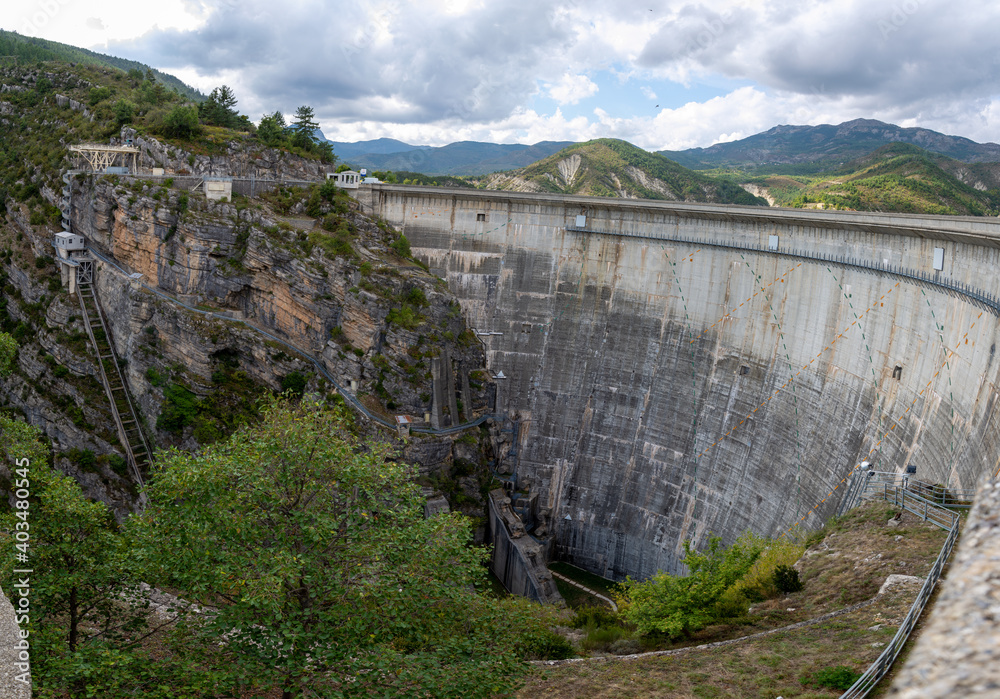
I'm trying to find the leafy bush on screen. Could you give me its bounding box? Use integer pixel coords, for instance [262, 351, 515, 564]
[571, 605, 619, 630]
[774, 564, 804, 593]
[106, 454, 128, 479]
[619, 532, 767, 639]
[403, 286, 428, 307]
[280, 371, 308, 396]
[157, 383, 199, 433]
[521, 629, 576, 660]
[145, 367, 165, 387]
[608, 638, 641, 655]
[808, 665, 862, 690]
[581, 625, 631, 652]
[160, 105, 201, 139]
[722, 537, 804, 602]
[386, 306, 422, 330]
[391, 233, 411, 258]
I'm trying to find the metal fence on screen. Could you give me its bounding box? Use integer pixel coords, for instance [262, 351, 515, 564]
[838, 475, 962, 698]
[566, 225, 1000, 318]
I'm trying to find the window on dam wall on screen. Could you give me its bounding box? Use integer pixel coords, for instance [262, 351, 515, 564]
[476, 213, 486, 221]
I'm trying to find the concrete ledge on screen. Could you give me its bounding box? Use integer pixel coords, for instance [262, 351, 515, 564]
[888, 479, 1000, 697]
[0, 586, 30, 698]
[361, 183, 1000, 247]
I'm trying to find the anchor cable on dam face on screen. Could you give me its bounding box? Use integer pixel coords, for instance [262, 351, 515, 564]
[827, 266, 889, 471]
[687, 262, 803, 347]
[780, 309, 985, 539]
[693, 281, 901, 462]
[921, 287, 958, 473]
[665, 253, 701, 447]
[739, 253, 805, 519]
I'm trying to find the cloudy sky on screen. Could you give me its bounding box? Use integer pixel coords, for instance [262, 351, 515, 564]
[7, 0, 1000, 149]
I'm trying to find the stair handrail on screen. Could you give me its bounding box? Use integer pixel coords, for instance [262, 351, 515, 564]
[77, 284, 150, 490]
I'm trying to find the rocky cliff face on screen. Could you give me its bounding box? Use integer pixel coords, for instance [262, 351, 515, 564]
[117, 127, 328, 181]
[2, 126, 497, 518]
[72, 173, 491, 422]
[0, 199, 138, 515]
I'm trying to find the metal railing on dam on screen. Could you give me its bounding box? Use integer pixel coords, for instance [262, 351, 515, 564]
[564, 225, 1000, 317]
[835, 472, 962, 698]
[363, 183, 1000, 316]
[360, 183, 1000, 243]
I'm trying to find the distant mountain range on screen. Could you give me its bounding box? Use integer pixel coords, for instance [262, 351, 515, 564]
[467, 139, 767, 206]
[330, 119, 1000, 180]
[659, 118, 1000, 172]
[330, 140, 574, 176]
[0, 30, 204, 102]
[746, 142, 1000, 215]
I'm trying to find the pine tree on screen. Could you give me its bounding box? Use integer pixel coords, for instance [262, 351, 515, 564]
[290, 105, 318, 149]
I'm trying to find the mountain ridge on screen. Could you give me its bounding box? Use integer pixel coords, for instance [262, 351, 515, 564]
[0, 29, 204, 101]
[659, 118, 1000, 171]
[336, 140, 575, 175]
[469, 138, 767, 206]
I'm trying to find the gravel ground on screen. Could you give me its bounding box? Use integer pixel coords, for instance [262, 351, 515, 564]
[0, 585, 30, 698]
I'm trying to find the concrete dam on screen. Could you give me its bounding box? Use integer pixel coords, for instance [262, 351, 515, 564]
[359, 185, 1000, 582]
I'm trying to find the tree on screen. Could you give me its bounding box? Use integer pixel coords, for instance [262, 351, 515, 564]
[161, 105, 201, 139]
[131, 396, 556, 698]
[257, 110, 286, 146]
[315, 139, 336, 163]
[0, 428, 231, 697]
[114, 98, 136, 125]
[290, 105, 318, 149]
[200, 85, 240, 128]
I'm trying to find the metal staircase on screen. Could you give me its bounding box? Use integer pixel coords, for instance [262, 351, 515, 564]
[77, 282, 150, 490]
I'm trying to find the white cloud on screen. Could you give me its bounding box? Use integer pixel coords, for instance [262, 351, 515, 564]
[547, 74, 599, 105]
[12, 0, 999, 150]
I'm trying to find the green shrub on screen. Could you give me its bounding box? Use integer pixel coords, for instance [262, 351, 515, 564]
[619, 532, 767, 639]
[521, 629, 575, 660]
[390, 234, 411, 258]
[715, 587, 751, 618]
[808, 666, 862, 690]
[608, 638, 642, 655]
[723, 537, 805, 602]
[65, 448, 97, 472]
[53, 365, 69, 378]
[281, 371, 308, 396]
[145, 367, 166, 387]
[386, 306, 422, 330]
[774, 564, 804, 593]
[157, 383, 199, 433]
[403, 286, 428, 307]
[106, 454, 128, 478]
[574, 604, 617, 625]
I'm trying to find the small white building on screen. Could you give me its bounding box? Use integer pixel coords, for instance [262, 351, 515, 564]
[204, 176, 233, 201]
[53, 231, 93, 294]
[53, 231, 86, 258]
[327, 170, 360, 189]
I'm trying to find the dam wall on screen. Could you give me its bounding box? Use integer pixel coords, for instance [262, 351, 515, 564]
[359, 184, 1000, 581]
